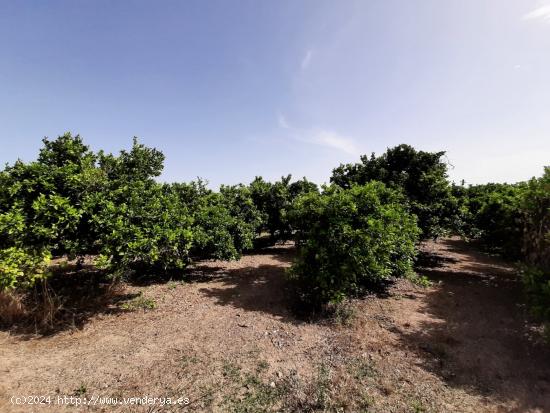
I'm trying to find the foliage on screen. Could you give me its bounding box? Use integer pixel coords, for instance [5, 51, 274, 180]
[0, 247, 51, 290]
[87, 140, 196, 277]
[521, 167, 550, 269]
[219, 184, 263, 253]
[331, 144, 456, 239]
[249, 176, 272, 234]
[0, 133, 99, 258]
[519, 168, 550, 325]
[188, 184, 262, 260]
[522, 266, 550, 321]
[330, 144, 456, 238]
[0, 134, 194, 287]
[249, 175, 318, 242]
[454, 168, 548, 262]
[169, 181, 263, 260]
[407, 273, 433, 288]
[452, 167, 549, 328]
[2, 132, 546, 336]
[190, 192, 241, 260]
[0, 134, 270, 288]
[169, 179, 211, 211]
[456, 182, 525, 257]
[288, 182, 420, 306]
[265, 175, 293, 241]
[88, 181, 194, 278]
[289, 177, 319, 200]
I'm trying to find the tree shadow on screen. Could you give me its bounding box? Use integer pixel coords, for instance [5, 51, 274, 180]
[128, 244, 295, 286]
[198, 263, 300, 323]
[2, 244, 299, 338]
[399, 239, 550, 411]
[415, 250, 458, 270]
[196, 245, 298, 323]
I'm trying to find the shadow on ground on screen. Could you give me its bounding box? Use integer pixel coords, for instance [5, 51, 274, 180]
[197, 245, 299, 322]
[0, 267, 138, 339]
[403, 238, 550, 412]
[1, 244, 297, 337]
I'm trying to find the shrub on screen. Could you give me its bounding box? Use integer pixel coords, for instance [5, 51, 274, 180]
[191, 193, 241, 260]
[250, 175, 318, 242]
[330, 144, 455, 239]
[249, 176, 272, 234]
[171, 182, 262, 260]
[520, 168, 550, 326]
[0, 247, 51, 290]
[0, 134, 100, 258]
[458, 182, 525, 257]
[88, 181, 194, 278]
[288, 182, 420, 307]
[266, 176, 294, 241]
[80, 139, 194, 278]
[219, 184, 263, 252]
[0, 203, 52, 290]
[521, 167, 550, 270]
[522, 266, 550, 321]
[191, 188, 260, 260]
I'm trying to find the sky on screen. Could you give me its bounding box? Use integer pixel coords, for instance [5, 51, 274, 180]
[0, 0, 549, 188]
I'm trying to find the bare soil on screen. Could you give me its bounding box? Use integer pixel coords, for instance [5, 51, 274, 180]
[0, 238, 549, 412]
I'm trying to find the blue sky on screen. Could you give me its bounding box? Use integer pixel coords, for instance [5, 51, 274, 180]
[1, 0, 549, 188]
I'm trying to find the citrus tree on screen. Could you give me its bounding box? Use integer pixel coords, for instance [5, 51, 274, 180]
[288, 182, 420, 307]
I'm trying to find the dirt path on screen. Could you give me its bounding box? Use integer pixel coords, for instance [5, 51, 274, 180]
[403, 238, 550, 411]
[341, 237, 550, 412]
[0, 239, 548, 412]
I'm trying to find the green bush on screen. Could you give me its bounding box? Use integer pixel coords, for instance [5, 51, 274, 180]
[288, 182, 420, 307]
[0, 135, 196, 285]
[89, 181, 194, 278]
[249, 175, 318, 242]
[249, 176, 272, 234]
[522, 266, 550, 321]
[457, 182, 524, 257]
[170, 181, 262, 260]
[0, 201, 53, 290]
[520, 168, 550, 325]
[331, 144, 456, 239]
[521, 167, 550, 269]
[81, 138, 201, 278]
[0, 133, 98, 258]
[0, 247, 51, 290]
[188, 185, 262, 260]
[219, 184, 263, 253]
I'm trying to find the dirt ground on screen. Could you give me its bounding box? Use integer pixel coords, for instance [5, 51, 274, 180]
[0, 238, 549, 412]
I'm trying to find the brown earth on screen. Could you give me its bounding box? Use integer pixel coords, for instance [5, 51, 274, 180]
[0, 238, 549, 412]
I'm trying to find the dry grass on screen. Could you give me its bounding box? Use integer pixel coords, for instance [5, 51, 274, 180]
[0, 274, 127, 334]
[0, 291, 26, 326]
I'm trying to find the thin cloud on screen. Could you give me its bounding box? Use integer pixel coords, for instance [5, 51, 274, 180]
[307, 129, 358, 155]
[301, 50, 313, 70]
[277, 114, 358, 155]
[523, 4, 550, 21]
[278, 114, 290, 129]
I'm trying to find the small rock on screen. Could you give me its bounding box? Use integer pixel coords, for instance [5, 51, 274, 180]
[269, 382, 276, 388]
